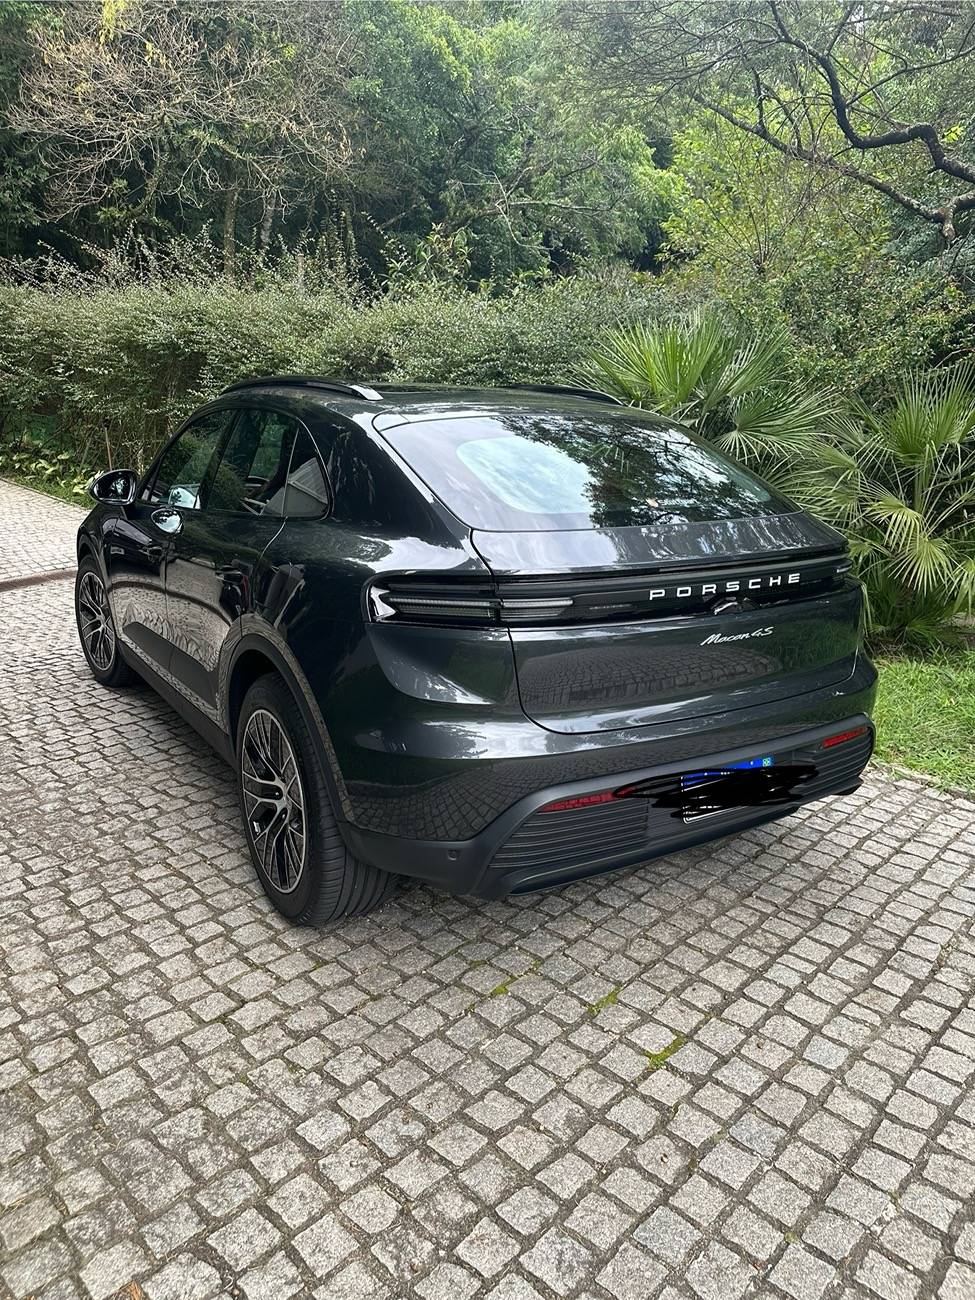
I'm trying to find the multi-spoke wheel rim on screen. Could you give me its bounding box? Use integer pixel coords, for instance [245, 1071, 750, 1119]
[78, 571, 116, 671]
[241, 709, 307, 894]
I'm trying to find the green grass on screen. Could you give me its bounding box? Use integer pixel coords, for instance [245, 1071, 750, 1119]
[874, 650, 975, 793]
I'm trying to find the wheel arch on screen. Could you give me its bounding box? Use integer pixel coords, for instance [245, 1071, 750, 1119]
[224, 631, 353, 824]
[227, 645, 279, 748]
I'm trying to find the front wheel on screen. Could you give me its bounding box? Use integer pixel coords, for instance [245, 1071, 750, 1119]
[75, 559, 137, 687]
[236, 674, 398, 924]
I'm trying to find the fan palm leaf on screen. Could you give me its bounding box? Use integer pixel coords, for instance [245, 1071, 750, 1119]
[582, 313, 975, 645]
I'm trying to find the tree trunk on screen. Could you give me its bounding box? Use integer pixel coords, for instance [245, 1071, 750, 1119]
[223, 181, 240, 279]
[257, 195, 275, 255]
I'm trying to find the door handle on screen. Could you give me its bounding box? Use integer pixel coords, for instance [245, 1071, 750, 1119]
[151, 508, 183, 535]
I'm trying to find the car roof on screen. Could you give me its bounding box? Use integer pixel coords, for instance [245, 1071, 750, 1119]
[219, 377, 623, 419]
[214, 377, 688, 435]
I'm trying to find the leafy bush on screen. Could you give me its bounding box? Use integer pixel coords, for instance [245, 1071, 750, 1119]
[0, 433, 90, 501]
[0, 275, 655, 472]
[784, 365, 975, 647]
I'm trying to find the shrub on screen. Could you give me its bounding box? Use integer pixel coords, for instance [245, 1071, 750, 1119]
[579, 312, 838, 463]
[0, 275, 655, 471]
[0, 433, 90, 501]
[785, 365, 975, 647]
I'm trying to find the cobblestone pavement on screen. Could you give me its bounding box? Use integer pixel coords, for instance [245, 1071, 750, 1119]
[0, 481, 84, 584]
[2, 480, 975, 1300]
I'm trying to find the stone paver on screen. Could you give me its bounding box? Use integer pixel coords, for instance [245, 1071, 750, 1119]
[2, 477, 975, 1300]
[0, 479, 84, 583]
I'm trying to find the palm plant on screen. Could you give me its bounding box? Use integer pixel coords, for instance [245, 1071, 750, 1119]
[582, 314, 975, 645]
[579, 313, 838, 461]
[782, 366, 975, 646]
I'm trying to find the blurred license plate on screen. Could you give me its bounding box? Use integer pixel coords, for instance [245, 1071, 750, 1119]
[681, 755, 774, 820]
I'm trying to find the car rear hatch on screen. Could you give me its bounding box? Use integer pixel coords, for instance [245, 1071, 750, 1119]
[372, 402, 863, 735]
[472, 516, 860, 733]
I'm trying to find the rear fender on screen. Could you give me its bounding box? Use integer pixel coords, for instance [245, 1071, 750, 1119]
[224, 622, 355, 824]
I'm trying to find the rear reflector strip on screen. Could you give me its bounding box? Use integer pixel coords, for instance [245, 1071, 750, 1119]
[540, 728, 870, 812]
[539, 790, 618, 814]
[822, 725, 869, 748]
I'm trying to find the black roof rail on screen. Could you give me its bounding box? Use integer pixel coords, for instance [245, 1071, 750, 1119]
[222, 375, 383, 401]
[502, 383, 623, 406]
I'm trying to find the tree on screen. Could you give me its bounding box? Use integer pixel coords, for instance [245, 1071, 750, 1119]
[0, 3, 47, 258]
[1, 0, 668, 283]
[339, 0, 668, 283]
[10, 0, 356, 272]
[568, 1, 975, 243]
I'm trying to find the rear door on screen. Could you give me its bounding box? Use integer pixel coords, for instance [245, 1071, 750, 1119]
[163, 405, 318, 711]
[376, 405, 861, 735]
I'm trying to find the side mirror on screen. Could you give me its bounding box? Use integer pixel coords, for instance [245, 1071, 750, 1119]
[88, 469, 139, 505]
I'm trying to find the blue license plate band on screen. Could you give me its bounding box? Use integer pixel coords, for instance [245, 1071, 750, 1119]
[681, 755, 774, 791]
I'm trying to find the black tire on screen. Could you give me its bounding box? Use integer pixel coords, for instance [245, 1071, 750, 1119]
[75, 557, 137, 687]
[236, 673, 398, 924]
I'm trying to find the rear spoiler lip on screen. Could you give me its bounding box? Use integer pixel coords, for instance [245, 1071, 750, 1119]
[469, 512, 847, 579]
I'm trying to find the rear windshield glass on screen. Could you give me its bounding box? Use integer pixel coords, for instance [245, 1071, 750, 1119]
[379, 411, 793, 531]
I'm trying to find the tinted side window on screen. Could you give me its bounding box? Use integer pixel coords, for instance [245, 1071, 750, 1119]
[146, 411, 231, 508]
[284, 429, 330, 519]
[208, 408, 298, 516]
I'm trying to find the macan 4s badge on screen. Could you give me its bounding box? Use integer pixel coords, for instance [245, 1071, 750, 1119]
[700, 626, 775, 645]
[76, 378, 878, 924]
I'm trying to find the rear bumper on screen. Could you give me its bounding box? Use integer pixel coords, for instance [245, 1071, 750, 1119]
[342, 706, 876, 899]
[338, 655, 878, 841]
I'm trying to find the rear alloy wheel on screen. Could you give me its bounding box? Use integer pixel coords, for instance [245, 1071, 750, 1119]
[240, 708, 308, 895]
[236, 674, 398, 924]
[75, 560, 136, 686]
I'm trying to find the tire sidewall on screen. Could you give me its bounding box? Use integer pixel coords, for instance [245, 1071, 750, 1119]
[75, 559, 125, 684]
[235, 678, 323, 920]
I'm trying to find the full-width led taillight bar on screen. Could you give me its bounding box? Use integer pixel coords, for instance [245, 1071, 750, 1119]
[369, 551, 853, 628]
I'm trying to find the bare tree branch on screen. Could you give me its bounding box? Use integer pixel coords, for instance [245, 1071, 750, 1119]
[567, 0, 975, 242]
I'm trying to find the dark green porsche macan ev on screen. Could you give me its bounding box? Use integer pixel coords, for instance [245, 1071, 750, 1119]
[76, 378, 877, 923]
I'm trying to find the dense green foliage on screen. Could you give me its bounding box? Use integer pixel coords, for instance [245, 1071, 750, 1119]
[580, 314, 837, 461]
[0, 273, 653, 471]
[582, 316, 975, 642]
[784, 368, 975, 645]
[0, 0, 665, 283]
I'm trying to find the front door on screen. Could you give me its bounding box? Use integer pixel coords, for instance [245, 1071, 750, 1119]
[105, 410, 230, 676]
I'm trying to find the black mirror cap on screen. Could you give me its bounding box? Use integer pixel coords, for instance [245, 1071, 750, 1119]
[88, 469, 138, 505]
